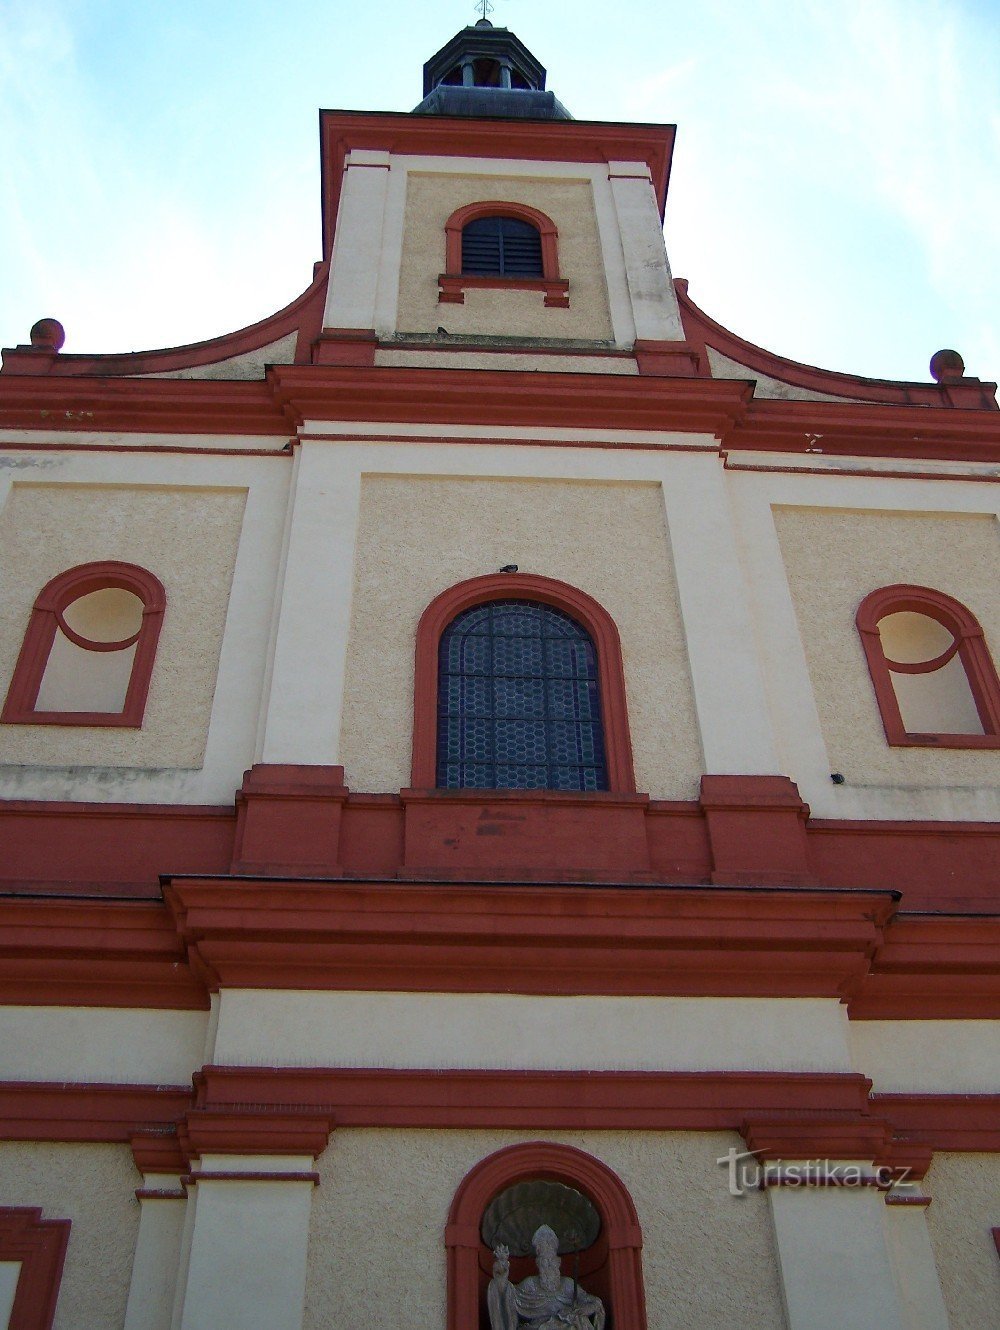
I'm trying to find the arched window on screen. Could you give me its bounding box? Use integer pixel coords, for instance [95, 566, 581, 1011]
[438, 599, 607, 791]
[855, 584, 1000, 748]
[1, 561, 166, 728]
[412, 573, 635, 793]
[439, 202, 570, 308]
[461, 216, 543, 278]
[446, 1142, 647, 1330]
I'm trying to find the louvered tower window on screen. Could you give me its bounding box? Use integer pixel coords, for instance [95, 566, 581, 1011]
[437, 599, 608, 791]
[461, 216, 544, 278]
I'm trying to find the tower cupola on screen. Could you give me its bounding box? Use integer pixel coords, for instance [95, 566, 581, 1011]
[413, 20, 572, 120]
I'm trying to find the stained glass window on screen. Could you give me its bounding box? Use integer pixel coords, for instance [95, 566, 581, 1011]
[461, 216, 544, 277]
[437, 599, 608, 791]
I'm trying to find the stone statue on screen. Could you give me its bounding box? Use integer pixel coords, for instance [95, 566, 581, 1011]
[487, 1224, 606, 1330]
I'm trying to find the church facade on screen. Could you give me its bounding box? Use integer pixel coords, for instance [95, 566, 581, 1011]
[0, 21, 998, 1330]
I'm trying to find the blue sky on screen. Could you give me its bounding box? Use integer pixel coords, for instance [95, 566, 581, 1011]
[1, 0, 997, 382]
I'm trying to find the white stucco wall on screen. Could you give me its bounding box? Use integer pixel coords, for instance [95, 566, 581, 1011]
[213, 991, 852, 1072]
[0, 1142, 139, 1330]
[0, 480, 246, 769]
[338, 472, 703, 798]
[304, 1129, 786, 1330]
[773, 506, 1000, 791]
[396, 171, 614, 341]
[0, 1007, 207, 1086]
[924, 1152, 1000, 1330]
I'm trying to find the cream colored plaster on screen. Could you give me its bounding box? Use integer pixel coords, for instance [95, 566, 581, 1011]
[0, 1007, 207, 1085]
[374, 349, 638, 374]
[0, 482, 246, 769]
[216, 991, 850, 1072]
[706, 348, 861, 403]
[773, 506, 1000, 790]
[0, 1142, 139, 1330]
[133, 332, 298, 380]
[396, 173, 613, 341]
[768, 1184, 905, 1330]
[304, 1129, 785, 1330]
[338, 474, 702, 798]
[850, 1020, 1000, 1094]
[924, 1153, 1000, 1329]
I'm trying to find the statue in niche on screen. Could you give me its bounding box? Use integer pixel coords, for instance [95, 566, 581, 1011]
[487, 1224, 606, 1330]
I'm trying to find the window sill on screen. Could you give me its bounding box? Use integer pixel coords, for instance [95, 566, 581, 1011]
[888, 731, 1000, 749]
[1, 709, 141, 728]
[438, 273, 570, 308]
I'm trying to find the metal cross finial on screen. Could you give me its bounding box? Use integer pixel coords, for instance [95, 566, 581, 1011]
[475, 0, 494, 19]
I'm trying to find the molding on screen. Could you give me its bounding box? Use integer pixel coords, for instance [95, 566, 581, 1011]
[410, 572, 636, 793]
[847, 914, 1000, 1020]
[438, 273, 571, 308]
[0, 1208, 70, 1330]
[182, 1107, 332, 1160]
[871, 1093, 1000, 1152]
[1, 561, 166, 729]
[318, 111, 677, 259]
[0, 899, 209, 1009]
[182, 1170, 319, 1185]
[856, 584, 1000, 748]
[162, 876, 895, 998]
[0, 1083, 192, 1142]
[195, 1067, 874, 1132]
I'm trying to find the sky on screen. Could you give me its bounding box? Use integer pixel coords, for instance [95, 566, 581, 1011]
[1, 0, 997, 383]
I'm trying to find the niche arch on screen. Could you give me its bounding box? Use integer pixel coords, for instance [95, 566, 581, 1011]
[446, 1141, 647, 1330]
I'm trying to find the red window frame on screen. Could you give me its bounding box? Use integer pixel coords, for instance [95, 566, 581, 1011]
[411, 572, 636, 792]
[0, 1208, 70, 1330]
[855, 584, 1000, 748]
[438, 201, 570, 308]
[1, 560, 166, 729]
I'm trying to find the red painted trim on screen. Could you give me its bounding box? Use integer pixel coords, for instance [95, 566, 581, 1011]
[871, 1094, 1000, 1152]
[676, 279, 1000, 411]
[411, 573, 636, 793]
[439, 201, 569, 307]
[856, 585, 1000, 748]
[0, 899, 207, 1009]
[722, 396, 1000, 462]
[0, 1083, 192, 1142]
[446, 1142, 647, 1330]
[163, 876, 896, 999]
[131, 1131, 187, 1176]
[319, 112, 676, 260]
[135, 1188, 185, 1201]
[2, 561, 165, 729]
[196, 1067, 874, 1131]
[182, 1171, 319, 1185]
[268, 363, 752, 436]
[1, 1074, 995, 1166]
[0, 1208, 70, 1330]
[182, 1108, 332, 1159]
[993, 1227, 1000, 1261]
[444, 201, 561, 279]
[438, 273, 571, 308]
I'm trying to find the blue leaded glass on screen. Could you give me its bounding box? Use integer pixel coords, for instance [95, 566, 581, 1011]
[436, 599, 608, 791]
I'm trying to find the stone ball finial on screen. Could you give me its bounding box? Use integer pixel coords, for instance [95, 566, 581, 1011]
[30, 318, 65, 352]
[929, 348, 965, 383]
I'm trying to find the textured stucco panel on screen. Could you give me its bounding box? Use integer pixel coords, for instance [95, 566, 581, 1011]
[134, 330, 298, 380]
[338, 475, 702, 799]
[304, 1129, 785, 1330]
[773, 507, 1000, 789]
[0, 1142, 139, 1330]
[0, 481, 247, 769]
[396, 173, 614, 341]
[925, 1152, 1000, 1329]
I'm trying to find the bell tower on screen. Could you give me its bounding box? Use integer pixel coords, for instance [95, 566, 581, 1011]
[414, 18, 572, 120]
